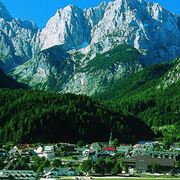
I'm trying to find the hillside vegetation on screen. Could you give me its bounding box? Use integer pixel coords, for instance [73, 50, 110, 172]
[0, 89, 154, 143]
[94, 58, 180, 141]
[81, 44, 140, 72]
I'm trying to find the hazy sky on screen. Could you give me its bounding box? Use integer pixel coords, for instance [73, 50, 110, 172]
[1, 0, 179, 28]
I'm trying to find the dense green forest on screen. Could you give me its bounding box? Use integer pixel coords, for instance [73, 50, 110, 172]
[94, 59, 180, 141]
[0, 89, 154, 143]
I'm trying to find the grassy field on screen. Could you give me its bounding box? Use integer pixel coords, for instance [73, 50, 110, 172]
[61, 177, 180, 180]
[94, 178, 180, 180]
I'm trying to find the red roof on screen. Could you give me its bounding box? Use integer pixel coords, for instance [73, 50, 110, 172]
[103, 147, 116, 151]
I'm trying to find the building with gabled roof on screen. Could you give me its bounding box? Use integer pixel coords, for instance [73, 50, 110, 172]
[135, 155, 175, 172]
[43, 167, 77, 178]
[0, 170, 38, 180]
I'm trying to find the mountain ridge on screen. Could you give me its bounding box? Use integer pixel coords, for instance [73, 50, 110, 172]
[11, 44, 143, 94]
[0, 0, 180, 97]
[0, 0, 179, 143]
[0, 1, 40, 71]
[40, 0, 180, 64]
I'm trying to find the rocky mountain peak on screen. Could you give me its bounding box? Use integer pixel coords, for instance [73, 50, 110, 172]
[0, 1, 12, 20]
[40, 4, 90, 51]
[39, 0, 180, 64]
[84, 1, 107, 28]
[0, 1, 40, 72]
[0, 0, 180, 95]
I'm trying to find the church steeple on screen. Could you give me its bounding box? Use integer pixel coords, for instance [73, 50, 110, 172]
[109, 129, 113, 147]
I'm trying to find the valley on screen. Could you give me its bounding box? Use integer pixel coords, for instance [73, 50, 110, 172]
[0, 0, 179, 178]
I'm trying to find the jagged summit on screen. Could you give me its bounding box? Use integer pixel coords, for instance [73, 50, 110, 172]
[0, 1, 40, 72]
[39, 0, 180, 63]
[40, 4, 90, 51]
[0, 0, 180, 96]
[84, 1, 107, 28]
[0, 1, 12, 20]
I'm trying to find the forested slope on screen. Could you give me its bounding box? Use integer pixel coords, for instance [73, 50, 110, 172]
[0, 89, 154, 143]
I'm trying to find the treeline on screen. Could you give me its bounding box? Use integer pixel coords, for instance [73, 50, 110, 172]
[0, 89, 154, 144]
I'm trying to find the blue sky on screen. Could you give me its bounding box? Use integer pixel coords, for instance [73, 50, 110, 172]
[1, 0, 179, 28]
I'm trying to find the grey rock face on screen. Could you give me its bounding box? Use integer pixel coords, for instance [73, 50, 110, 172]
[12, 46, 77, 91]
[40, 5, 90, 51]
[84, 1, 107, 28]
[40, 0, 180, 63]
[1, 0, 180, 96]
[157, 58, 180, 90]
[63, 61, 143, 95]
[0, 30, 16, 70]
[0, 3, 40, 71]
[11, 44, 143, 95]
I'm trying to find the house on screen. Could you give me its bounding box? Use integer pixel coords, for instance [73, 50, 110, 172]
[57, 144, 76, 155]
[8, 146, 20, 157]
[83, 149, 95, 157]
[102, 147, 116, 155]
[137, 141, 158, 145]
[43, 167, 77, 178]
[90, 143, 102, 153]
[43, 168, 60, 178]
[122, 157, 136, 168]
[117, 145, 132, 154]
[43, 146, 55, 159]
[174, 148, 180, 152]
[145, 150, 180, 159]
[0, 170, 38, 179]
[135, 155, 175, 172]
[83, 149, 91, 157]
[133, 144, 141, 148]
[90, 142, 108, 153]
[34, 146, 43, 154]
[19, 149, 30, 157]
[67, 168, 76, 176]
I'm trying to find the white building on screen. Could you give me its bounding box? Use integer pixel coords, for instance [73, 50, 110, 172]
[43, 146, 55, 159]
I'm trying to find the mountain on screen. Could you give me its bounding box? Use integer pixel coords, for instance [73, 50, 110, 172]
[11, 45, 77, 91]
[63, 44, 143, 95]
[0, 68, 27, 89]
[0, 0, 179, 101]
[0, 0, 179, 143]
[40, 0, 180, 64]
[11, 44, 143, 95]
[0, 89, 154, 143]
[0, 2, 40, 72]
[40, 5, 90, 51]
[94, 58, 180, 140]
[8, 0, 180, 95]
